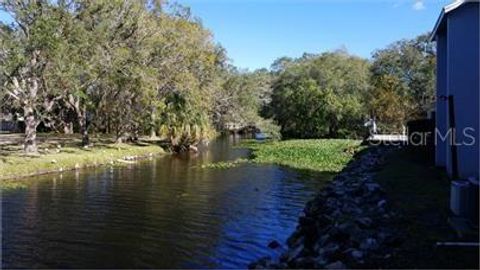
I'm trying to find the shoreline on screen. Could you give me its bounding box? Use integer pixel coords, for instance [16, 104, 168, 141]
[249, 146, 400, 269]
[0, 142, 167, 184]
[250, 145, 479, 269]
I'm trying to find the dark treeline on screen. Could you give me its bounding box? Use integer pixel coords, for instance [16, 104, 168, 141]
[0, 0, 435, 153]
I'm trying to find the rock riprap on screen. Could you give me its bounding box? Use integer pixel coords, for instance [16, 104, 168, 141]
[249, 146, 402, 269]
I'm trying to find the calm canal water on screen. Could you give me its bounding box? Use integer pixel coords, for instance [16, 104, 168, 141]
[2, 136, 327, 269]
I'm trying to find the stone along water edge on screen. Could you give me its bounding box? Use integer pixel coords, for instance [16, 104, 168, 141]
[250, 146, 403, 269]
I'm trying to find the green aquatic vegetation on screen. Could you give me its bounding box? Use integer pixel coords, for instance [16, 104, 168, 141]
[200, 158, 249, 169]
[244, 139, 364, 172]
[203, 139, 364, 173]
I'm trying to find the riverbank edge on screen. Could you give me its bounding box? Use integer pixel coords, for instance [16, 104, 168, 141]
[0, 144, 167, 184]
[249, 146, 402, 269]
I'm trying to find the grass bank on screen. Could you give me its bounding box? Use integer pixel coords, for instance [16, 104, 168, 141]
[243, 139, 364, 172]
[375, 148, 479, 269]
[0, 134, 166, 185]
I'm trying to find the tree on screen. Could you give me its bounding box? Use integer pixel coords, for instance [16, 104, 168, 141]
[0, 0, 64, 153]
[150, 4, 223, 148]
[370, 33, 436, 127]
[0, 0, 226, 151]
[369, 75, 411, 133]
[270, 51, 370, 138]
[213, 67, 273, 130]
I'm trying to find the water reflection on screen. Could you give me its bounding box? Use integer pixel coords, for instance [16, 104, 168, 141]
[2, 136, 330, 269]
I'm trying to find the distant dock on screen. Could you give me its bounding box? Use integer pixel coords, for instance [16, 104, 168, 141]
[368, 134, 408, 142]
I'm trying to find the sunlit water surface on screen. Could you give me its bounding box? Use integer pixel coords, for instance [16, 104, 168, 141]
[2, 136, 328, 268]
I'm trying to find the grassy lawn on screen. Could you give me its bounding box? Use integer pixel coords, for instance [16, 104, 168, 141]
[243, 139, 364, 172]
[0, 133, 166, 184]
[375, 148, 479, 269]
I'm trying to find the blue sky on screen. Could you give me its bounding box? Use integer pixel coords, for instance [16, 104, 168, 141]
[0, 0, 451, 70]
[178, 0, 451, 70]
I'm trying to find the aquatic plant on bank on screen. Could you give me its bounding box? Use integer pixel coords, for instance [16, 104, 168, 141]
[200, 158, 249, 169]
[202, 139, 364, 172]
[245, 139, 364, 172]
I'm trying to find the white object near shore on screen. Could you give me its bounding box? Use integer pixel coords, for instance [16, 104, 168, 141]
[368, 134, 407, 142]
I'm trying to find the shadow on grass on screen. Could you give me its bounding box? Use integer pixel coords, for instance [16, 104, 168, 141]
[0, 145, 20, 159]
[375, 147, 479, 269]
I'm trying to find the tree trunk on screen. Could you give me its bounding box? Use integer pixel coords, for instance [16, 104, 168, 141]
[149, 108, 157, 139]
[23, 106, 38, 153]
[106, 116, 110, 134]
[150, 128, 157, 139]
[68, 94, 89, 146]
[78, 110, 89, 146]
[115, 134, 124, 144]
[328, 123, 338, 138]
[64, 122, 73, 134]
[132, 127, 139, 142]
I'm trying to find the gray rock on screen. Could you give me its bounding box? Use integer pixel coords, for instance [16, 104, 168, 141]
[365, 182, 381, 193]
[350, 249, 364, 260]
[249, 147, 400, 269]
[355, 217, 373, 228]
[377, 199, 387, 208]
[360, 238, 379, 250]
[321, 242, 340, 257]
[294, 256, 316, 268]
[316, 234, 331, 247]
[314, 257, 327, 268]
[325, 261, 347, 269]
[281, 244, 303, 263]
[286, 232, 303, 247]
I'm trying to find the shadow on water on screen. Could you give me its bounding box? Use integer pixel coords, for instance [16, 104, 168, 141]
[2, 135, 336, 269]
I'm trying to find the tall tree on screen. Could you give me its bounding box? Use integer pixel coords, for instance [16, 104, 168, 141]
[270, 51, 370, 138]
[370, 33, 436, 127]
[0, 0, 64, 153]
[213, 67, 273, 130]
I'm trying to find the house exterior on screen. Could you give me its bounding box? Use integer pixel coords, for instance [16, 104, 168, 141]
[431, 0, 480, 180]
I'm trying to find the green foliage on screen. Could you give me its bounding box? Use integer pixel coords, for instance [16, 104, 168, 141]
[200, 139, 362, 172]
[270, 51, 370, 139]
[369, 75, 412, 133]
[267, 35, 434, 138]
[200, 158, 249, 169]
[370, 33, 436, 131]
[214, 68, 274, 127]
[0, 0, 436, 149]
[255, 118, 282, 140]
[244, 139, 364, 172]
[1, 0, 224, 150]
